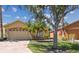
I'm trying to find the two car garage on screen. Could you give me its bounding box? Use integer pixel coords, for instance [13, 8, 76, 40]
[4, 20, 32, 41]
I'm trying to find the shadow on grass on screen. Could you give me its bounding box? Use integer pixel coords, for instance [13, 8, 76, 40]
[28, 41, 79, 53]
[28, 42, 53, 53]
[58, 42, 79, 50]
[51, 42, 79, 53]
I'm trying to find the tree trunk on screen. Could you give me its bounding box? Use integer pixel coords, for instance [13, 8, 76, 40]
[0, 5, 3, 39]
[36, 30, 40, 39]
[30, 32, 35, 39]
[53, 24, 58, 49]
[62, 18, 64, 40]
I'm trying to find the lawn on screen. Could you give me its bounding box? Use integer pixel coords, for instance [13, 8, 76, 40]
[28, 40, 79, 53]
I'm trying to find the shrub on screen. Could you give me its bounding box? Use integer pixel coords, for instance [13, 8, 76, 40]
[58, 42, 72, 50]
[62, 37, 67, 41]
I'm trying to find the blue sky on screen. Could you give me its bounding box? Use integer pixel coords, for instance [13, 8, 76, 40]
[2, 5, 79, 25]
[64, 8, 79, 23]
[2, 5, 34, 24]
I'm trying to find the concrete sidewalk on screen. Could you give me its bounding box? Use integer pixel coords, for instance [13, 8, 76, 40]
[0, 41, 32, 53]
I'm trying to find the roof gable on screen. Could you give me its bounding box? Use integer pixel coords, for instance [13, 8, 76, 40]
[4, 20, 28, 29]
[64, 20, 79, 30]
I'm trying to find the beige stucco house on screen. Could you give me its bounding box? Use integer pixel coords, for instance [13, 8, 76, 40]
[1, 20, 32, 41]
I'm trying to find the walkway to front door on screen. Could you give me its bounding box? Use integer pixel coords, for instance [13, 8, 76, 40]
[0, 41, 32, 53]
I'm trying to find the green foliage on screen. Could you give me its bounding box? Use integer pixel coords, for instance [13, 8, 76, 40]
[58, 42, 79, 51]
[27, 20, 36, 33]
[27, 20, 49, 39]
[58, 42, 72, 50]
[62, 37, 67, 41]
[43, 32, 50, 39]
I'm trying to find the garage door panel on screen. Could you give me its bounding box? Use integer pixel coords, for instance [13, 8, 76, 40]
[8, 31, 32, 40]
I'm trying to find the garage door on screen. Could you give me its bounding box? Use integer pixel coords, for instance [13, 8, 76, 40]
[8, 31, 32, 41]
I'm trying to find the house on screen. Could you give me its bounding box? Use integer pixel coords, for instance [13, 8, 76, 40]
[50, 20, 79, 40]
[2, 20, 32, 41]
[63, 20, 79, 40]
[0, 20, 50, 41]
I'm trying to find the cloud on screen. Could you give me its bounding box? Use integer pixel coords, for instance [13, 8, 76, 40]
[3, 14, 11, 17]
[2, 8, 5, 12]
[32, 18, 35, 21]
[64, 16, 68, 19]
[12, 7, 17, 12]
[16, 16, 20, 19]
[44, 14, 50, 18]
[24, 16, 27, 19]
[70, 11, 74, 14]
[3, 23, 7, 25]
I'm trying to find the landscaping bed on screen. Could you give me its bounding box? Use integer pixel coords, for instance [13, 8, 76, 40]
[28, 40, 79, 53]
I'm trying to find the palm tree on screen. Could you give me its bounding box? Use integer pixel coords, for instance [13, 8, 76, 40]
[0, 5, 3, 40]
[34, 20, 47, 39]
[26, 6, 46, 39]
[27, 20, 36, 39]
[27, 20, 47, 39]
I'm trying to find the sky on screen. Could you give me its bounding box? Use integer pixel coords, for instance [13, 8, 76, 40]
[2, 5, 33, 25]
[2, 5, 79, 25]
[64, 8, 79, 24]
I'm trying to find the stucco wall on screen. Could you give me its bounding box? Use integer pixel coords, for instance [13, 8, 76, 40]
[0, 27, 6, 38]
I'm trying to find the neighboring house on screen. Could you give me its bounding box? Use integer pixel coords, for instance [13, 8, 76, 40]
[63, 20, 79, 40]
[3, 20, 32, 41]
[50, 20, 79, 40]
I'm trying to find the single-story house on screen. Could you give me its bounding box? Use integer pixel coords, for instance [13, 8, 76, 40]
[50, 20, 79, 40]
[0, 20, 32, 41]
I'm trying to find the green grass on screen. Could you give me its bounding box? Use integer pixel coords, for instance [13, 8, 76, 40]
[28, 40, 79, 53]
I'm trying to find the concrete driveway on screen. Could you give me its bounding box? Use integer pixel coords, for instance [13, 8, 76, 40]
[0, 41, 32, 53]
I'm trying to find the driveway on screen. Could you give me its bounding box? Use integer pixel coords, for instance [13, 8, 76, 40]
[0, 41, 32, 53]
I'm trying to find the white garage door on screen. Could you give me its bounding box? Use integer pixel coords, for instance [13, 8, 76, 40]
[8, 31, 32, 40]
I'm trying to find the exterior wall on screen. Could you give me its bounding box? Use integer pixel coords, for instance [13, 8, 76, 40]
[63, 21, 79, 40]
[50, 30, 79, 40]
[0, 27, 6, 38]
[67, 31, 79, 40]
[50, 30, 68, 40]
[50, 32, 54, 39]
